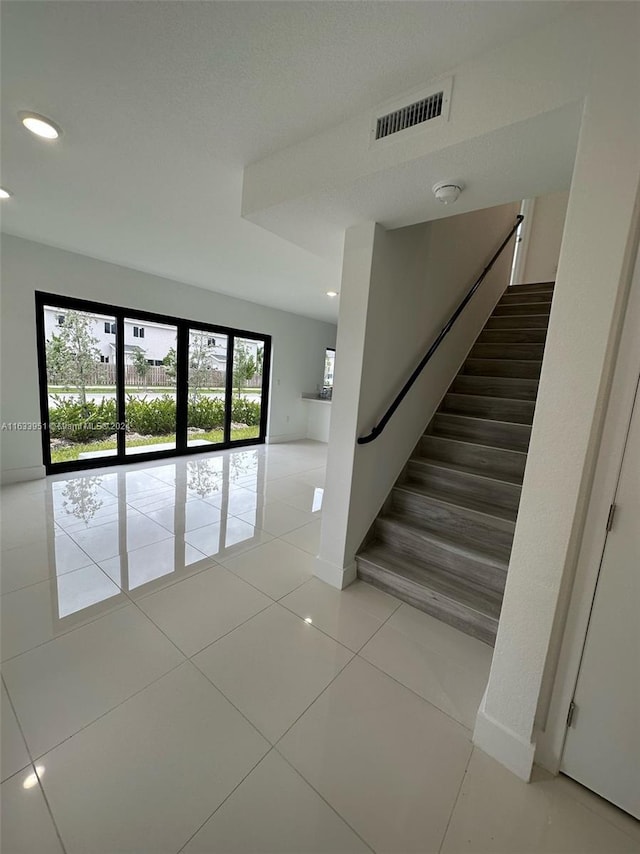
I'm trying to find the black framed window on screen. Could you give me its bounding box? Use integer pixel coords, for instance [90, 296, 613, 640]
[324, 348, 335, 387]
[36, 292, 271, 474]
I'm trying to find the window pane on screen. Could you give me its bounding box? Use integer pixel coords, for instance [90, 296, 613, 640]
[231, 337, 264, 442]
[44, 305, 118, 465]
[324, 349, 335, 387]
[187, 329, 227, 447]
[124, 318, 177, 455]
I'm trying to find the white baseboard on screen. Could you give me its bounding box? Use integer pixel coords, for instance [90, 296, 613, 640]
[473, 696, 536, 781]
[313, 556, 357, 590]
[1, 465, 46, 485]
[266, 432, 306, 444]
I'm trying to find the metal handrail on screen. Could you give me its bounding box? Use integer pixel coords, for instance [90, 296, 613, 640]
[357, 214, 524, 445]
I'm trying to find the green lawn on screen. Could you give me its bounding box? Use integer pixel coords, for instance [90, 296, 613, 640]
[51, 426, 260, 464]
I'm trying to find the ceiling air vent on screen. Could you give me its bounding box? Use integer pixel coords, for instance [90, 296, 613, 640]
[376, 92, 443, 140]
[370, 77, 452, 147]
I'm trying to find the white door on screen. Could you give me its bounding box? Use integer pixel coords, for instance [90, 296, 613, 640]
[561, 375, 640, 819]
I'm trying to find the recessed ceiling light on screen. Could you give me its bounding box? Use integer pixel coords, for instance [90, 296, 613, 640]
[326, 291, 339, 298]
[0, 187, 12, 199]
[19, 112, 61, 140]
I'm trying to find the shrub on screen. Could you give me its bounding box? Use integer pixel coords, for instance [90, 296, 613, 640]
[188, 396, 225, 430]
[49, 396, 117, 441]
[49, 393, 261, 443]
[125, 395, 176, 435]
[231, 398, 261, 426]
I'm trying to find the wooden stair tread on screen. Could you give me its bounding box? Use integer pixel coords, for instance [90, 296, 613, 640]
[431, 411, 533, 431]
[380, 512, 510, 568]
[409, 455, 524, 486]
[430, 412, 532, 452]
[448, 384, 538, 402]
[357, 544, 503, 619]
[394, 481, 517, 523]
[489, 313, 550, 319]
[442, 391, 536, 422]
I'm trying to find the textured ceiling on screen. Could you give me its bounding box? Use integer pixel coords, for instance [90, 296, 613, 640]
[1, 1, 573, 322]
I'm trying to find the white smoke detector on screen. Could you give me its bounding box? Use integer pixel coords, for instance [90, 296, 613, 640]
[433, 180, 464, 205]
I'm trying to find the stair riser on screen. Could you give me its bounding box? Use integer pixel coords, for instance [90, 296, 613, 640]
[477, 329, 547, 344]
[407, 461, 521, 516]
[430, 413, 532, 453]
[485, 315, 550, 330]
[450, 375, 539, 401]
[357, 558, 498, 646]
[442, 393, 535, 424]
[493, 303, 551, 316]
[390, 488, 514, 561]
[419, 436, 526, 481]
[499, 293, 553, 305]
[470, 343, 545, 361]
[463, 359, 542, 379]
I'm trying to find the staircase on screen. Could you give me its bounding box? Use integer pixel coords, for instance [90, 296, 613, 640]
[356, 281, 554, 646]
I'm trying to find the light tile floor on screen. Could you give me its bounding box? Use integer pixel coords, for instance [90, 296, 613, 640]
[1, 441, 638, 853]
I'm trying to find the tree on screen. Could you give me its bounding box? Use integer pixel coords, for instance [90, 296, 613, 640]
[188, 334, 215, 402]
[233, 342, 259, 399]
[131, 346, 151, 389]
[45, 311, 101, 406]
[163, 348, 177, 382]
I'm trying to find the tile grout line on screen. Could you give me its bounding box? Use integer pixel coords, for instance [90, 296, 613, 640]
[276, 749, 378, 854]
[173, 748, 273, 853]
[354, 601, 485, 735]
[189, 600, 357, 755]
[181, 597, 276, 660]
[0, 559, 102, 598]
[274, 588, 399, 655]
[354, 651, 476, 738]
[272, 646, 357, 749]
[0, 594, 132, 666]
[1, 672, 35, 771]
[16, 659, 188, 765]
[188, 656, 279, 749]
[1, 673, 69, 854]
[437, 746, 474, 854]
[186, 601, 356, 747]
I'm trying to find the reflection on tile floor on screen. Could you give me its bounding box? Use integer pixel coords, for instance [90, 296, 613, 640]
[1, 440, 638, 853]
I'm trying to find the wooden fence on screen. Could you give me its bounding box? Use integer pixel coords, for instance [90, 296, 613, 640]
[72, 365, 262, 388]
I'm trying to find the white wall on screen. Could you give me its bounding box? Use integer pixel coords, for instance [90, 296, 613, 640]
[474, 4, 640, 780]
[519, 190, 569, 285]
[316, 202, 519, 587]
[0, 235, 336, 482]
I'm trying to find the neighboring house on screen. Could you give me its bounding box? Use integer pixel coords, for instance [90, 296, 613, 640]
[43, 307, 244, 369]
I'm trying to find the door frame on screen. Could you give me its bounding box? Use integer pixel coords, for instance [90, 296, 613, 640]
[535, 235, 640, 774]
[35, 291, 272, 475]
